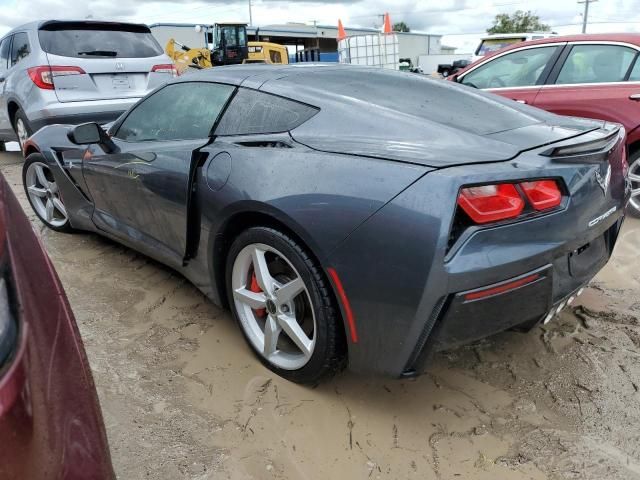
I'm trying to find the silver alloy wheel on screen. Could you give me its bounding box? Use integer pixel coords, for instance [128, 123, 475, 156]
[630, 156, 640, 213]
[25, 162, 68, 228]
[16, 118, 28, 150]
[231, 243, 316, 370]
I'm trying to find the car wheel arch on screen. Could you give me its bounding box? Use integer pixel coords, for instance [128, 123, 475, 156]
[7, 100, 20, 126]
[210, 208, 351, 354]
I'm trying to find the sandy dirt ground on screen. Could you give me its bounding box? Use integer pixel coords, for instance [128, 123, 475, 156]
[2, 149, 640, 480]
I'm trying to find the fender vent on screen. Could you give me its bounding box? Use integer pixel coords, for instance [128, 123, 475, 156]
[235, 141, 292, 149]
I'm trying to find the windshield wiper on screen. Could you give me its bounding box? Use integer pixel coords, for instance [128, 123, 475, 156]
[78, 50, 118, 57]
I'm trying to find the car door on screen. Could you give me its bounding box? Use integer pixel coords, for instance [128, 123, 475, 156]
[458, 44, 565, 105]
[0, 36, 13, 136]
[82, 81, 235, 266]
[533, 43, 640, 134]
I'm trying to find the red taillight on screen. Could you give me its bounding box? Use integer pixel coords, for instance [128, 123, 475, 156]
[521, 180, 562, 211]
[151, 64, 178, 77]
[457, 184, 524, 224]
[27, 66, 85, 90]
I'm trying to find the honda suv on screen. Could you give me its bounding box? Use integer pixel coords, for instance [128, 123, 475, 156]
[0, 20, 176, 152]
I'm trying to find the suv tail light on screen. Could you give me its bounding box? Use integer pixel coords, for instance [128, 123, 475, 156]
[27, 66, 85, 90]
[457, 184, 524, 224]
[151, 64, 178, 77]
[457, 179, 563, 224]
[520, 180, 562, 211]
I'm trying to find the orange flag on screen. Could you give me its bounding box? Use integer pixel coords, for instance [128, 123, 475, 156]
[337, 19, 347, 41]
[383, 12, 392, 34]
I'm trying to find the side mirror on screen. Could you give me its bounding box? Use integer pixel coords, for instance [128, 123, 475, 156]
[68, 122, 102, 145]
[68, 123, 116, 153]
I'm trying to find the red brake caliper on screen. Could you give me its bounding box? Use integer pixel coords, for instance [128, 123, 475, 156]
[250, 271, 267, 317]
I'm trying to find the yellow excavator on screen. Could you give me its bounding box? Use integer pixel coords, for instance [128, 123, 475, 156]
[165, 23, 288, 74]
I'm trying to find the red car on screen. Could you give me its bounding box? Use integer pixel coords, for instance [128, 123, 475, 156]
[450, 33, 640, 215]
[0, 172, 115, 479]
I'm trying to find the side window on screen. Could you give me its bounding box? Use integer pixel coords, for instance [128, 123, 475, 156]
[461, 46, 558, 89]
[10, 33, 30, 67]
[0, 37, 10, 70]
[115, 82, 235, 142]
[555, 44, 636, 85]
[215, 88, 318, 136]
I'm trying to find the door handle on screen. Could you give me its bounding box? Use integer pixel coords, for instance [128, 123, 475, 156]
[513, 99, 527, 104]
[630, 94, 640, 101]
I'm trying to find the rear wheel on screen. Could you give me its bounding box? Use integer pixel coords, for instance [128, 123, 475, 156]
[629, 151, 640, 218]
[13, 108, 32, 153]
[0, 141, 5, 152]
[226, 227, 346, 384]
[23, 153, 73, 233]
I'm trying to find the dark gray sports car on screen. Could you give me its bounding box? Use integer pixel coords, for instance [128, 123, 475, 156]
[22, 65, 630, 383]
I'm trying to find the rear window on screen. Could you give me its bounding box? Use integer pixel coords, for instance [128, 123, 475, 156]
[215, 88, 318, 136]
[38, 22, 163, 58]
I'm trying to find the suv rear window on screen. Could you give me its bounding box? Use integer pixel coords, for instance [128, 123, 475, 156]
[38, 22, 163, 59]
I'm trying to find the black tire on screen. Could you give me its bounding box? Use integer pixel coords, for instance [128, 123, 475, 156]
[22, 153, 74, 233]
[441, 69, 450, 77]
[13, 108, 33, 153]
[0, 141, 6, 152]
[225, 226, 346, 384]
[628, 150, 640, 218]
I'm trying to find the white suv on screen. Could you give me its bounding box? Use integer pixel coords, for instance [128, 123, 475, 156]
[0, 20, 177, 151]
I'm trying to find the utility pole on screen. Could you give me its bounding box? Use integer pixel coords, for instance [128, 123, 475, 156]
[248, 0, 253, 26]
[578, 0, 597, 34]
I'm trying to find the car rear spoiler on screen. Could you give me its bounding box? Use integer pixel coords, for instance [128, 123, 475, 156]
[541, 124, 623, 160]
[39, 20, 152, 33]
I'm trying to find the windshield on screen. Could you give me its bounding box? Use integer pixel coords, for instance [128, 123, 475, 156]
[476, 38, 525, 56]
[39, 23, 163, 58]
[217, 26, 247, 48]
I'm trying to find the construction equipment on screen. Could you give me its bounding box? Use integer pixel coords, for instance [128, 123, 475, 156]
[245, 42, 289, 64]
[166, 39, 212, 73]
[165, 23, 249, 74]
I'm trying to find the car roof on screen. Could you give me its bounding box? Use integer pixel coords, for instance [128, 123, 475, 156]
[176, 63, 343, 87]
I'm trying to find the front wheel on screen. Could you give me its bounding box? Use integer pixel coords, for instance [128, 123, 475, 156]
[0, 141, 5, 152]
[23, 153, 74, 232]
[226, 227, 346, 384]
[629, 151, 640, 218]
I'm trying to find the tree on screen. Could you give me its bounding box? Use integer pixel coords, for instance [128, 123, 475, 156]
[487, 10, 550, 34]
[393, 21, 410, 33]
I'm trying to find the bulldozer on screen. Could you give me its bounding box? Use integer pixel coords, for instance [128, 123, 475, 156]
[165, 23, 288, 74]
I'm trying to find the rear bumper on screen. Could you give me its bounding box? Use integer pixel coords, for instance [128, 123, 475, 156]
[405, 218, 623, 374]
[28, 97, 141, 132]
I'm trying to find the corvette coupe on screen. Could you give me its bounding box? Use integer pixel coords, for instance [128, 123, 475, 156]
[22, 65, 630, 383]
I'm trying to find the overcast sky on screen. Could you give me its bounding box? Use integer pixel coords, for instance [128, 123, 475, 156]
[1, 0, 639, 53]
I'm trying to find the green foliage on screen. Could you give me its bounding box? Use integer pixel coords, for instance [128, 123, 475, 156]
[393, 21, 410, 33]
[487, 10, 550, 34]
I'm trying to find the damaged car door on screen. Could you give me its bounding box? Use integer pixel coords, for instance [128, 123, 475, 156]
[81, 81, 235, 266]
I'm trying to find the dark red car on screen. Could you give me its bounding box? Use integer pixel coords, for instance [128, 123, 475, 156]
[0, 172, 115, 479]
[450, 33, 640, 215]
